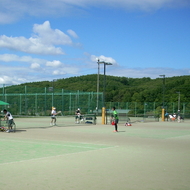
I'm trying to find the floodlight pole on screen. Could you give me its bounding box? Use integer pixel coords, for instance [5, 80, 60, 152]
[176, 91, 181, 122]
[2, 84, 4, 101]
[96, 59, 100, 115]
[103, 62, 106, 108]
[159, 74, 165, 108]
[98, 61, 113, 124]
[159, 74, 165, 121]
[176, 91, 180, 111]
[52, 79, 57, 107]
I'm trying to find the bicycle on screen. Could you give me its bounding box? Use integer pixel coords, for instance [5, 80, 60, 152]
[0, 119, 16, 133]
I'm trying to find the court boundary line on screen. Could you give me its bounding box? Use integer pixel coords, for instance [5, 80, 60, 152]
[0, 138, 118, 165]
[0, 138, 114, 148]
[0, 145, 118, 166]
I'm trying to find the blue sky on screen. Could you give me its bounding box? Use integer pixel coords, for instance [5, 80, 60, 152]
[0, 0, 190, 85]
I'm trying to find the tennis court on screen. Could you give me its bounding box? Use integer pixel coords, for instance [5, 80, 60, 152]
[1, 117, 190, 190]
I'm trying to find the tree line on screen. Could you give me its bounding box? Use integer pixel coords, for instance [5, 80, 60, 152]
[2, 74, 190, 116]
[3, 74, 190, 104]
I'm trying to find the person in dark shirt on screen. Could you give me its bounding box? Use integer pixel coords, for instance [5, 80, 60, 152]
[111, 107, 119, 132]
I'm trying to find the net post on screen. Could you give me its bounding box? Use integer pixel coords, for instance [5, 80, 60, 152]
[102, 107, 105, 124]
[162, 108, 165, 122]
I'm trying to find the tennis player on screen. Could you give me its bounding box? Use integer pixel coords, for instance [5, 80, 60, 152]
[50, 107, 58, 126]
[111, 107, 119, 132]
[3, 109, 14, 133]
[75, 108, 81, 124]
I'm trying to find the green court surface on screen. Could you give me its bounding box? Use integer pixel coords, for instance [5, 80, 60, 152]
[0, 117, 190, 190]
[0, 139, 114, 164]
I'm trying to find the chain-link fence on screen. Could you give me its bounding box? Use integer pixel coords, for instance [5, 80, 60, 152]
[1, 85, 190, 119]
[0, 87, 103, 116]
[106, 102, 190, 120]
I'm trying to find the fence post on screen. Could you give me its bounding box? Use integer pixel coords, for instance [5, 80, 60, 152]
[62, 89, 64, 114]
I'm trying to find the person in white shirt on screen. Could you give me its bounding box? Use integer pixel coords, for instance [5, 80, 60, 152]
[3, 109, 14, 133]
[173, 113, 176, 119]
[169, 114, 175, 121]
[75, 108, 81, 124]
[50, 107, 57, 126]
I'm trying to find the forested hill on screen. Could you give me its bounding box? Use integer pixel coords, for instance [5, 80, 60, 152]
[4, 74, 190, 103]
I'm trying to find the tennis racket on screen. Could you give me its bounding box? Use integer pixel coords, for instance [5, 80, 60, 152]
[57, 111, 62, 114]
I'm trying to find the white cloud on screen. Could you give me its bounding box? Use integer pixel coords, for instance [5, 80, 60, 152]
[67, 29, 78, 38]
[0, 76, 11, 84]
[30, 63, 41, 69]
[91, 55, 117, 65]
[52, 70, 67, 75]
[0, 13, 16, 24]
[0, 54, 45, 63]
[0, 1, 26, 23]
[0, 21, 79, 55]
[0, 52, 82, 84]
[46, 60, 63, 67]
[0, 66, 31, 85]
[45, 61, 80, 75]
[1, 0, 189, 24]
[108, 66, 190, 79]
[0, 60, 189, 85]
[0, 35, 64, 55]
[52, 67, 80, 75]
[33, 21, 73, 46]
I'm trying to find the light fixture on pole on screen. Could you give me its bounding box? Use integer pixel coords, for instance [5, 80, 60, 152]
[98, 61, 112, 108]
[97, 60, 112, 124]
